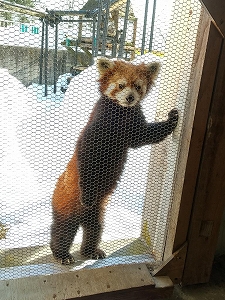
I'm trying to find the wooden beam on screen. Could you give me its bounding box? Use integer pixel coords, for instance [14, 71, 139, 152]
[201, 0, 225, 35]
[0, 263, 163, 300]
[152, 243, 187, 284]
[182, 23, 225, 285]
[171, 21, 223, 255]
[164, 7, 212, 259]
[0, 263, 174, 300]
[69, 277, 173, 300]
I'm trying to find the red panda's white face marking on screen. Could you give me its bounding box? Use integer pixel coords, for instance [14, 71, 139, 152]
[105, 78, 147, 107]
[97, 58, 160, 108]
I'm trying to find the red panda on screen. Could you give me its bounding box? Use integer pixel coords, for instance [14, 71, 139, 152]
[50, 58, 178, 264]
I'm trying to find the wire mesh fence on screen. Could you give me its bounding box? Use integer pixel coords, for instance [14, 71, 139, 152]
[0, 0, 202, 280]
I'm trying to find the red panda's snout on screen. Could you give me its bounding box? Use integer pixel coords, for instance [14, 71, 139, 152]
[126, 94, 135, 104]
[103, 80, 147, 108]
[117, 88, 141, 107]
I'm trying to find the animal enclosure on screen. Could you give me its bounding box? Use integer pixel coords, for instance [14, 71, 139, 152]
[0, 0, 205, 286]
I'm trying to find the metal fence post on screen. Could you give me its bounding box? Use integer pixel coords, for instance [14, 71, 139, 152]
[149, 0, 157, 52]
[101, 0, 110, 56]
[39, 19, 45, 85]
[53, 18, 59, 94]
[117, 0, 130, 59]
[141, 0, 149, 55]
[44, 18, 48, 97]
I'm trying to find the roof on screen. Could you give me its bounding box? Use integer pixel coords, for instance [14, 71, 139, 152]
[81, 0, 121, 12]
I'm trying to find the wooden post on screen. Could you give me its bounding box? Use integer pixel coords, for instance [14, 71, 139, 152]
[163, 7, 212, 259]
[182, 22, 225, 285]
[141, 0, 203, 261]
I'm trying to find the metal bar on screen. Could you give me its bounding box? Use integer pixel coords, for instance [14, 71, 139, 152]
[141, 0, 149, 55]
[39, 19, 45, 85]
[111, 35, 117, 58]
[44, 19, 48, 97]
[111, 10, 119, 58]
[101, 0, 110, 56]
[53, 21, 58, 94]
[92, 15, 97, 62]
[59, 19, 93, 23]
[78, 15, 83, 43]
[46, 9, 92, 16]
[117, 0, 130, 58]
[0, 0, 46, 18]
[0, 1, 97, 18]
[94, 0, 103, 57]
[149, 0, 157, 52]
[75, 39, 78, 66]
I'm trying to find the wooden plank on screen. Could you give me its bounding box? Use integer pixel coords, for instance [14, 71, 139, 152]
[152, 243, 187, 284]
[68, 277, 173, 300]
[68, 286, 173, 300]
[201, 0, 225, 35]
[0, 263, 155, 300]
[216, 209, 225, 256]
[182, 26, 225, 285]
[163, 7, 212, 260]
[171, 21, 223, 256]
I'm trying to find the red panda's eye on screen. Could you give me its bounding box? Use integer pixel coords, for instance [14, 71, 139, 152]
[135, 84, 141, 91]
[119, 84, 125, 89]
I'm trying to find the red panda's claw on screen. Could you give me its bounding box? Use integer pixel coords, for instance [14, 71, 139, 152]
[90, 249, 106, 260]
[59, 255, 75, 265]
[81, 248, 106, 260]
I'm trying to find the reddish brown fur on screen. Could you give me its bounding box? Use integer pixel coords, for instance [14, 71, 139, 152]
[52, 151, 81, 218]
[98, 60, 154, 97]
[50, 58, 178, 264]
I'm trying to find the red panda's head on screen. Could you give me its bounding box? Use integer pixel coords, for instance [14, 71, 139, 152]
[97, 58, 160, 108]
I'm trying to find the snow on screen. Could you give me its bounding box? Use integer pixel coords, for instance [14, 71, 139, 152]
[0, 69, 40, 209]
[0, 54, 160, 252]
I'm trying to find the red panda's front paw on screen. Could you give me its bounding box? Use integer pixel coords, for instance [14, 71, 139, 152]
[168, 108, 179, 129]
[81, 248, 106, 260]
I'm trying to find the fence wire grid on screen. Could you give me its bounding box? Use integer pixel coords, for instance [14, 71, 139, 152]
[0, 0, 202, 280]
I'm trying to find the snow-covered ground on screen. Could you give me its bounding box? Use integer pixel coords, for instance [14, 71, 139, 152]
[0, 54, 160, 253]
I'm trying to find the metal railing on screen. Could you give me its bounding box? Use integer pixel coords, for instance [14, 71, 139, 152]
[0, 0, 158, 95]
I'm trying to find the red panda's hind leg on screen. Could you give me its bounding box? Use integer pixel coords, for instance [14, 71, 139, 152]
[50, 213, 80, 265]
[80, 208, 106, 259]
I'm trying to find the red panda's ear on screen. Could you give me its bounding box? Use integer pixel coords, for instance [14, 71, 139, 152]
[146, 62, 161, 80]
[97, 58, 115, 75]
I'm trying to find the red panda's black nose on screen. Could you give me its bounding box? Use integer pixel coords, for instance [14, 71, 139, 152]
[126, 94, 135, 104]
